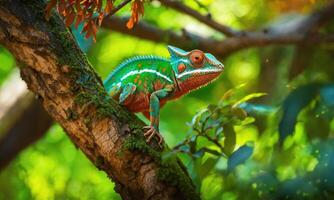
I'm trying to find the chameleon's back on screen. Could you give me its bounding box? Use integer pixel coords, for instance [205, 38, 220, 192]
[104, 55, 174, 112]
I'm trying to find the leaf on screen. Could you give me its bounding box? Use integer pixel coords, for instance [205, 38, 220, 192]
[320, 84, 334, 107]
[75, 11, 84, 28]
[238, 102, 276, 116]
[75, 0, 82, 12]
[57, 0, 66, 15]
[233, 93, 267, 107]
[231, 107, 247, 120]
[221, 83, 246, 101]
[126, 0, 145, 29]
[65, 11, 75, 27]
[316, 84, 334, 119]
[279, 83, 320, 143]
[224, 125, 236, 155]
[104, 0, 114, 14]
[198, 158, 219, 179]
[45, 0, 57, 20]
[227, 143, 254, 171]
[97, 12, 104, 26]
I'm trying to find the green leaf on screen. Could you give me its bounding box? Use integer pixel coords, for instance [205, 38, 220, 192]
[231, 107, 247, 120]
[224, 125, 236, 155]
[198, 158, 219, 179]
[233, 93, 267, 107]
[279, 83, 320, 143]
[227, 143, 254, 171]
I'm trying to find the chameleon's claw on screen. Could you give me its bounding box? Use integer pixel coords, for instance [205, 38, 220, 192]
[142, 126, 164, 148]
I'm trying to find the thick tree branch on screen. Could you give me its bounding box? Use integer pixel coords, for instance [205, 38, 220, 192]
[0, 1, 198, 199]
[102, 18, 334, 57]
[157, 0, 240, 37]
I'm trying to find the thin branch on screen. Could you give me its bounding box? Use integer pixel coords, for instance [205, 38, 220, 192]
[108, 0, 132, 16]
[158, 0, 240, 37]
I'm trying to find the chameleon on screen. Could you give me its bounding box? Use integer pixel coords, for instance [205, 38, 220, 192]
[104, 46, 224, 147]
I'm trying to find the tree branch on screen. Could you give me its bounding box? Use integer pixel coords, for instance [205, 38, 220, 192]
[108, 0, 132, 17]
[157, 0, 240, 37]
[0, 1, 198, 199]
[0, 96, 52, 170]
[0, 71, 53, 170]
[103, 2, 334, 57]
[102, 17, 334, 58]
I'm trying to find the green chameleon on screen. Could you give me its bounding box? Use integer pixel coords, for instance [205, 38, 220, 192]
[104, 46, 224, 147]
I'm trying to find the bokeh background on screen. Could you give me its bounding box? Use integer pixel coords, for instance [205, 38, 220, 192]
[1, 0, 334, 199]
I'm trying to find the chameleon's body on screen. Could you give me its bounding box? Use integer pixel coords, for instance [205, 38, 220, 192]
[104, 46, 224, 146]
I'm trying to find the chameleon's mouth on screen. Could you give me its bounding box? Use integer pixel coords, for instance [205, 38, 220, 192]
[217, 63, 224, 70]
[176, 67, 223, 79]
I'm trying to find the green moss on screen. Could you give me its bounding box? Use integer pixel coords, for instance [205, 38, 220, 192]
[123, 132, 161, 161]
[66, 108, 78, 120]
[122, 134, 199, 200]
[158, 156, 200, 200]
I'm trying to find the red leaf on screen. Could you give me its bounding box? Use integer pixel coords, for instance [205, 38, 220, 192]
[45, 0, 57, 20]
[75, 0, 82, 12]
[65, 11, 75, 27]
[104, 0, 113, 14]
[58, 0, 66, 15]
[126, 0, 145, 29]
[97, 12, 104, 26]
[75, 11, 84, 28]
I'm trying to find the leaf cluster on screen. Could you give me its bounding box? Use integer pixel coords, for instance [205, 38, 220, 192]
[45, 0, 145, 41]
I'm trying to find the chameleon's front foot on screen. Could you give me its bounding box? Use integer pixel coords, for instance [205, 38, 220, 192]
[143, 126, 164, 148]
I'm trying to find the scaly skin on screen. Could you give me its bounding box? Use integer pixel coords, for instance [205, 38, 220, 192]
[104, 46, 224, 147]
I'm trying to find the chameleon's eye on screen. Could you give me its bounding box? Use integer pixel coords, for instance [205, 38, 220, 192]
[189, 50, 204, 68]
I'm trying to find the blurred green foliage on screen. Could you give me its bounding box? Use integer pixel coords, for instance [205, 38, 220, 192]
[1, 0, 334, 199]
[0, 46, 15, 85]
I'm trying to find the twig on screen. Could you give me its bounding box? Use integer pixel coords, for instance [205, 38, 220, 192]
[108, 0, 132, 17]
[158, 0, 241, 37]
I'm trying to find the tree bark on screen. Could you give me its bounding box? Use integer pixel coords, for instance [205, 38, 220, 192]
[0, 1, 198, 200]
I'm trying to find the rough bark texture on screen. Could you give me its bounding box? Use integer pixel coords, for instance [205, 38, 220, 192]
[0, 1, 198, 199]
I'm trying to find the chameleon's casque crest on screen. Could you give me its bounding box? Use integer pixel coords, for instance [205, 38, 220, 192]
[104, 45, 224, 147]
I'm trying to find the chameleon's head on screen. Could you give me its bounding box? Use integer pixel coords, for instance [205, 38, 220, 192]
[168, 45, 224, 92]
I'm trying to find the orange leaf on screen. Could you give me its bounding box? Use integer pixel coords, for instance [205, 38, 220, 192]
[45, 0, 57, 20]
[126, 0, 144, 29]
[82, 21, 90, 33]
[65, 11, 75, 27]
[97, 12, 104, 26]
[75, 11, 84, 28]
[58, 0, 66, 15]
[75, 0, 82, 12]
[104, 0, 113, 14]
[96, 0, 102, 12]
[91, 22, 97, 42]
